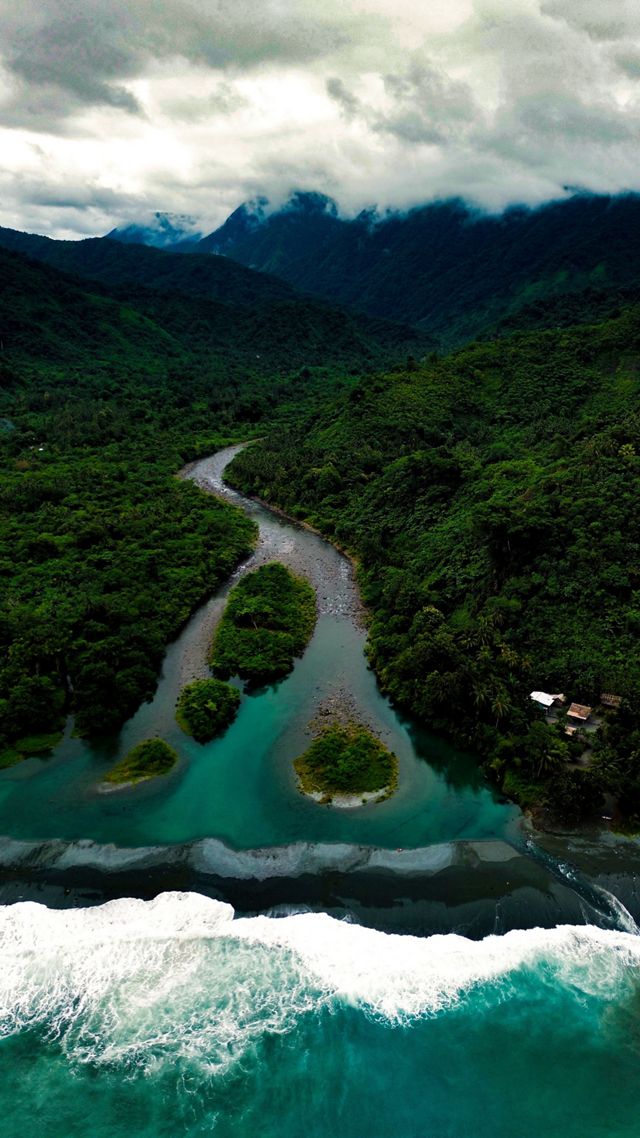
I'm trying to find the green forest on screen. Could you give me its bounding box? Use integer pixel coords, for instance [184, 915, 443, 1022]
[228, 305, 640, 823]
[0, 241, 419, 762]
[2, 218, 640, 826]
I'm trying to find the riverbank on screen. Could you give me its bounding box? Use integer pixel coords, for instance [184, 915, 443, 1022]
[183, 448, 366, 629]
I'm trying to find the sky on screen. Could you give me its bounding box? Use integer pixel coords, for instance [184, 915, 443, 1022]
[1, 0, 640, 238]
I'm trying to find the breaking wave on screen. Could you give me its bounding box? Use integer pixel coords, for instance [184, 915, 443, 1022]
[1, 893, 638, 1078]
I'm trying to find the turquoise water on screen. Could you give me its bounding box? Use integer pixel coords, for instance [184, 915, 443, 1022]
[0, 447, 519, 851]
[2, 893, 640, 1138]
[2, 449, 639, 1134]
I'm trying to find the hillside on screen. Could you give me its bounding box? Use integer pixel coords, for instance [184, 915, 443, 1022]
[196, 192, 640, 349]
[0, 225, 297, 308]
[227, 305, 640, 822]
[0, 243, 424, 759]
[0, 243, 429, 421]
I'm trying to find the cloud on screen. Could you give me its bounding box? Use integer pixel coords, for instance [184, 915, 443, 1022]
[539, 1, 640, 43]
[1, 1, 640, 236]
[615, 48, 640, 78]
[0, 1, 369, 127]
[376, 59, 479, 145]
[326, 77, 363, 122]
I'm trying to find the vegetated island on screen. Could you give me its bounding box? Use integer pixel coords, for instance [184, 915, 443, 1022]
[176, 678, 240, 742]
[294, 722, 398, 808]
[210, 562, 316, 683]
[102, 738, 178, 788]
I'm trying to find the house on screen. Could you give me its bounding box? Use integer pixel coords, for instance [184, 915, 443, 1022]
[600, 693, 622, 710]
[530, 691, 565, 711]
[567, 702, 592, 723]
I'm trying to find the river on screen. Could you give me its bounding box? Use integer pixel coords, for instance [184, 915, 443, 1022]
[1, 447, 640, 1136]
[0, 446, 639, 935]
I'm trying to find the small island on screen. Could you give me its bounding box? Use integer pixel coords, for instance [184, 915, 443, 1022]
[294, 722, 398, 807]
[176, 678, 240, 742]
[102, 738, 178, 787]
[210, 562, 316, 683]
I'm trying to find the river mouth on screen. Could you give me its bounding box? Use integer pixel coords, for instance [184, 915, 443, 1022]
[0, 446, 520, 853]
[0, 446, 637, 932]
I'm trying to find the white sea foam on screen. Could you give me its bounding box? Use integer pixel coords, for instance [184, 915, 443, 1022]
[0, 893, 638, 1075]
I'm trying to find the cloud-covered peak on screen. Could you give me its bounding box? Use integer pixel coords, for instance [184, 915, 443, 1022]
[107, 211, 203, 249]
[1, 1, 640, 237]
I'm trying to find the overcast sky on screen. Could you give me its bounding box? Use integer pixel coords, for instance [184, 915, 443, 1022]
[1, 0, 640, 238]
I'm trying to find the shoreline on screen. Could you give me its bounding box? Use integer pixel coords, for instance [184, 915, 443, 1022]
[0, 830, 637, 936]
[0, 445, 633, 932]
[302, 788, 391, 809]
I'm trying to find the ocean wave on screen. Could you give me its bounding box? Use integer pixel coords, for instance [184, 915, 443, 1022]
[0, 893, 638, 1075]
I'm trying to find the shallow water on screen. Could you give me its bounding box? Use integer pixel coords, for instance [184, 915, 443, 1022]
[0, 447, 520, 851]
[2, 892, 640, 1138]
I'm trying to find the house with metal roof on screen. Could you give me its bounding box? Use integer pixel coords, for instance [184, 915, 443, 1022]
[567, 702, 592, 723]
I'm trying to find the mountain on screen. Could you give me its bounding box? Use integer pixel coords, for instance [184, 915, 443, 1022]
[106, 211, 203, 251]
[0, 225, 430, 371]
[0, 225, 295, 308]
[196, 192, 640, 348]
[0, 242, 430, 422]
[198, 196, 269, 256]
[198, 192, 341, 270]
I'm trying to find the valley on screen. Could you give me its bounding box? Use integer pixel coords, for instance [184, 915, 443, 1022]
[3, 6, 640, 1135]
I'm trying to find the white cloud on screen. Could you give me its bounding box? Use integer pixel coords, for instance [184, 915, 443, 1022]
[0, 1, 639, 236]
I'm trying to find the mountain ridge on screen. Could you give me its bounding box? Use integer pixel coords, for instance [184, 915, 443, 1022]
[193, 191, 640, 348]
[104, 189, 640, 348]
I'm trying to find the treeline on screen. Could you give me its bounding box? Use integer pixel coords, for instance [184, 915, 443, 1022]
[227, 305, 640, 824]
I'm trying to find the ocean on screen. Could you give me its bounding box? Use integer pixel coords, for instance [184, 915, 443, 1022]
[2, 892, 639, 1137]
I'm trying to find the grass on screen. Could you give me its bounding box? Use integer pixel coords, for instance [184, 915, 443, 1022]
[104, 737, 178, 786]
[210, 562, 316, 683]
[176, 678, 240, 743]
[0, 731, 64, 769]
[294, 722, 398, 802]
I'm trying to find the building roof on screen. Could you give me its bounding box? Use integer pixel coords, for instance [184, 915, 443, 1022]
[530, 691, 565, 708]
[530, 691, 555, 707]
[600, 693, 622, 708]
[567, 702, 592, 721]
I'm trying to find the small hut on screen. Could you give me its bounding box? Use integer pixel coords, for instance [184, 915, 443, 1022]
[600, 693, 622, 710]
[567, 702, 592, 723]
